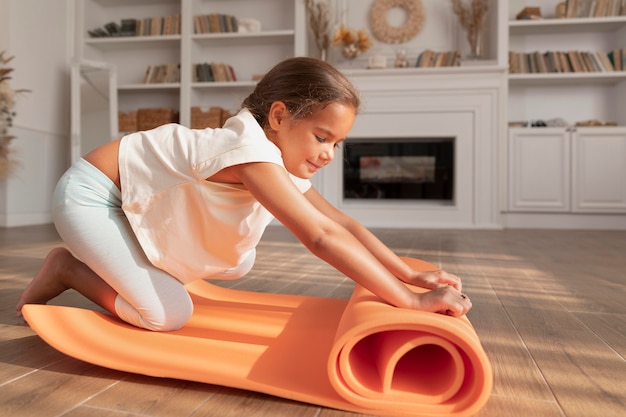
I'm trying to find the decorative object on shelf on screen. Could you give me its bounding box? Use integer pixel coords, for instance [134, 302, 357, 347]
[1, 51, 29, 179]
[305, 0, 331, 61]
[508, 120, 529, 128]
[576, 119, 618, 127]
[394, 49, 409, 67]
[369, 0, 425, 44]
[237, 18, 261, 33]
[516, 6, 542, 20]
[332, 26, 372, 60]
[367, 54, 387, 69]
[556, 2, 567, 18]
[450, 0, 489, 60]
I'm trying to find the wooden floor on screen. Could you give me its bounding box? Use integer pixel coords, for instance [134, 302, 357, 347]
[1, 224, 625, 417]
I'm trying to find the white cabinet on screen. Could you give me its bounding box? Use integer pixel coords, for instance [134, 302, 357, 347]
[508, 127, 626, 214]
[572, 128, 626, 212]
[508, 128, 570, 212]
[75, 0, 305, 134]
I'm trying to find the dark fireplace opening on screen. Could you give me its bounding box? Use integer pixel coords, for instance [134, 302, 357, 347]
[343, 138, 454, 201]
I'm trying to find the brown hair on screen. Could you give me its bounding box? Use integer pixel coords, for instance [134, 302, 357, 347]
[241, 57, 360, 128]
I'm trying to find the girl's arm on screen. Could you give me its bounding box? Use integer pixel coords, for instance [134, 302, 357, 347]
[237, 162, 471, 316]
[303, 186, 463, 292]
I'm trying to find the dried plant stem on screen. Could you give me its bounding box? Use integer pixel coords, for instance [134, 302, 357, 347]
[305, 0, 331, 61]
[451, 0, 489, 58]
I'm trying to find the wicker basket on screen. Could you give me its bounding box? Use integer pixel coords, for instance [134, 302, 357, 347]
[118, 111, 138, 132]
[220, 109, 233, 126]
[191, 106, 223, 129]
[191, 106, 235, 129]
[137, 108, 179, 131]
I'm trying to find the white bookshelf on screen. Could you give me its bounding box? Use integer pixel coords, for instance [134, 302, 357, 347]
[75, 0, 306, 132]
[507, 2, 626, 126]
[505, 1, 626, 220]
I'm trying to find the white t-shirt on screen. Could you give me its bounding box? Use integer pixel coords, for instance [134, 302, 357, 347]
[118, 109, 311, 283]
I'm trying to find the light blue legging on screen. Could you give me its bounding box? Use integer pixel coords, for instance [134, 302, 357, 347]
[52, 158, 194, 331]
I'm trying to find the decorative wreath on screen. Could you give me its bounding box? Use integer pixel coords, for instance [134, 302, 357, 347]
[369, 0, 425, 44]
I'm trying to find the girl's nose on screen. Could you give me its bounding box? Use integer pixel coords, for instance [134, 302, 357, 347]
[321, 145, 335, 162]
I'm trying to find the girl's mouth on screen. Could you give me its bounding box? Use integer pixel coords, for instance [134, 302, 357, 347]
[306, 160, 321, 171]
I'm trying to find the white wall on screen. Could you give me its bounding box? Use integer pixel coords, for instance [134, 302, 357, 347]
[327, 0, 461, 67]
[0, 0, 72, 227]
[1, 0, 473, 228]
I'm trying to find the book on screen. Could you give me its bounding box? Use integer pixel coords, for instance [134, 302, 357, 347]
[596, 51, 615, 70]
[104, 21, 121, 36]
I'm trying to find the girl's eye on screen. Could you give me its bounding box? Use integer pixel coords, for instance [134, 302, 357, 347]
[315, 135, 326, 143]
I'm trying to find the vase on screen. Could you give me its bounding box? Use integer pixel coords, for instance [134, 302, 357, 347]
[466, 27, 483, 60]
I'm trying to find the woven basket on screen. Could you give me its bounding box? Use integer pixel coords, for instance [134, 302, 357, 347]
[191, 106, 235, 129]
[118, 111, 138, 132]
[137, 108, 178, 131]
[220, 109, 233, 126]
[191, 106, 223, 129]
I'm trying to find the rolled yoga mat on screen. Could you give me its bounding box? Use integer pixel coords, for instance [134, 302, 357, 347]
[22, 257, 492, 417]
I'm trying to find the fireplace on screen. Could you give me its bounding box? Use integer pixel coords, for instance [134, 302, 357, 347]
[309, 69, 503, 229]
[343, 139, 454, 201]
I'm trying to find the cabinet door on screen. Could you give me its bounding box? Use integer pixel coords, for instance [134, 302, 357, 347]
[572, 128, 626, 213]
[508, 128, 570, 212]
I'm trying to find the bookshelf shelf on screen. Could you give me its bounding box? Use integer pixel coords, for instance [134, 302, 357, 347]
[119, 83, 181, 91]
[85, 35, 182, 49]
[508, 71, 626, 85]
[509, 16, 626, 35]
[191, 81, 257, 89]
[191, 30, 295, 42]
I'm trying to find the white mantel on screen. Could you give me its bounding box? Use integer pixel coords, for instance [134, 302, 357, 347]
[313, 66, 507, 229]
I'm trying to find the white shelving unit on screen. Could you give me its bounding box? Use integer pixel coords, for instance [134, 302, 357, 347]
[74, 0, 306, 137]
[508, 11, 626, 125]
[506, 1, 626, 223]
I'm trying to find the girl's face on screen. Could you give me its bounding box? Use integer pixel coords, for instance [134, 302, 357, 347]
[269, 102, 356, 179]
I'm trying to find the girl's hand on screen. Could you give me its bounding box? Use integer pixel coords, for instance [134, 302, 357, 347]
[405, 269, 463, 292]
[414, 286, 472, 317]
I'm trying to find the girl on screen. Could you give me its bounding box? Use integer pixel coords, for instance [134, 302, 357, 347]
[17, 57, 471, 331]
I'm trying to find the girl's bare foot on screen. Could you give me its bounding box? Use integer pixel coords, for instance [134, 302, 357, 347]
[16, 247, 74, 318]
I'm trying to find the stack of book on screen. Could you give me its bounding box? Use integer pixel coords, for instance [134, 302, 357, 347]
[87, 14, 181, 38]
[143, 63, 181, 84]
[563, 0, 626, 18]
[416, 50, 461, 68]
[193, 14, 239, 34]
[193, 63, 237, 82]
[509, 48, 625, 73]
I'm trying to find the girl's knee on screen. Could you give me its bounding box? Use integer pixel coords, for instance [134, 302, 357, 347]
[143, 298, 193, 331]
[115, 292, 194, 331]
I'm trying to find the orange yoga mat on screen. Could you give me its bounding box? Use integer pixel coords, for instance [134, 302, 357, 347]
[22, 257, 492, 417]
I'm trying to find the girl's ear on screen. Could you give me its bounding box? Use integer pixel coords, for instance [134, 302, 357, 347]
[267, 101, 288, 131]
